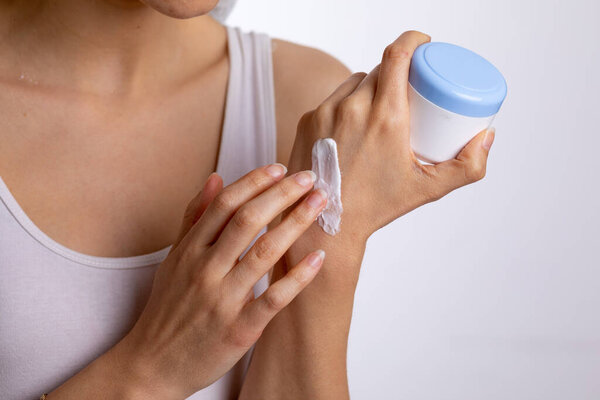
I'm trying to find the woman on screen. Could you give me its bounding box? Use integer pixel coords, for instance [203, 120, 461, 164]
[0, 1, 494, 399]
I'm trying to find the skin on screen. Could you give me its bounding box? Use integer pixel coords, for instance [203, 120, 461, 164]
[239, 32, 494, 399]
[51, 167, 332, 399]
[0, 1, 494, 399]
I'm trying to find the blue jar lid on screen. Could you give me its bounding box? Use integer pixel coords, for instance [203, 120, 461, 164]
[409, 42, 507, 117]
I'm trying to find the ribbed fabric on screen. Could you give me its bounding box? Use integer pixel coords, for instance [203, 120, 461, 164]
[0, 26, 276, 400]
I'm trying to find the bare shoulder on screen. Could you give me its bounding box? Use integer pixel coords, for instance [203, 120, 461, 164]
[271, 38, 352, 164]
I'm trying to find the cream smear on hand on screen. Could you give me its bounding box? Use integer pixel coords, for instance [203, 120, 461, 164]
[311, 138, 342, 235]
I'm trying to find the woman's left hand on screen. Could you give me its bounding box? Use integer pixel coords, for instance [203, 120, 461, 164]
[287, 30, 495, 240]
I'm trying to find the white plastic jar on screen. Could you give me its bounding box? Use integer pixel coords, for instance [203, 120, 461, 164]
[408, 42, 507, 163]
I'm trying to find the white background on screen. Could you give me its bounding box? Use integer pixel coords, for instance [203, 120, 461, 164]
[229, 1, 600, 399]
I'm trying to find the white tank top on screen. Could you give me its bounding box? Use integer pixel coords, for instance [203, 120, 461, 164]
[0, 26, 276, 400]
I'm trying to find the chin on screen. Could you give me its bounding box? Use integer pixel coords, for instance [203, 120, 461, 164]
[140, 0, 220, 19]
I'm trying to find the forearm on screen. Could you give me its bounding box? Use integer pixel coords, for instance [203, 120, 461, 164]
[240, 224, 367, 400]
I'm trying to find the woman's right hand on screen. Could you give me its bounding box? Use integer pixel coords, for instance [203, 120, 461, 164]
[115, 164, 328, 399]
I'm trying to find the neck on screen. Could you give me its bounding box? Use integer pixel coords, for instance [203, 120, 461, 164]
[0, 0, 226, 96]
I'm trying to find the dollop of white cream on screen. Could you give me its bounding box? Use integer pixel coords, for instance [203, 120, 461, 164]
[311, 138, 343, 235]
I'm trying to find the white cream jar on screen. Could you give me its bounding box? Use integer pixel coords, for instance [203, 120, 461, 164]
[408, 42, 507, 163]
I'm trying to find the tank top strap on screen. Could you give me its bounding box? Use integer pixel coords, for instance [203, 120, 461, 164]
[216, 26, 277, 186]
[217, 26, 277, 299]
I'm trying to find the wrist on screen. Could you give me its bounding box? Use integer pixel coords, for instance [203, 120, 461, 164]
[106, 333, 182, 400]
[284, 222, 367, 288]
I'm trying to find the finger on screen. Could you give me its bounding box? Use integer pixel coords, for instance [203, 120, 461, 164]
[211, 170, 318, 271]
[350, 64, 380, 103]
[321, 72, 367, 107]
[240, 250, 325, 334]
[186, 163, 288, 247]
[170, 173, 223, 253]
[224, 188, 328, 299]
[373, 31, 431, 118]
[312, 72, 367, 134]
[423, 128, 495, 198]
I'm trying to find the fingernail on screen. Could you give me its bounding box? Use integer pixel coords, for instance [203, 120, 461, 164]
[482, 127, 495, 150]
[294, 170, 317, 187]
[265, 163, 287, 178]
[201, 172, 218, 192]
[307, 188, 327, 208]
[203, 172, 214, 187]
[307, 250, 326, 268]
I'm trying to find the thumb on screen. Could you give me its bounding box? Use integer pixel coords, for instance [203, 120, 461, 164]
[426, 127, 495, 198]
[170, 172, 223, 253]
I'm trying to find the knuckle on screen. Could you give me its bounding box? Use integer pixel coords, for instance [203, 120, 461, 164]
[370, 112, 403, 134]
[252, 236, 278, 262]
[336, 97, 364, 123]
[177, 242, 200, 267]
[465, 161, 485, 182]
[290, 269, 308, 286]
[232, 206, 262, 230]
[383, 43, 411, 61]
[237, 259, 261, 281]
[248, 170, 267, 188]
[223, 322, 260, 349]
[276, 179, 295, 199]
[298, 110, 315, 129]
[190, 257, 220, 288]
[213, 190, 236, 213]
[190, 263, 211, 289]
[313, 104, 334, 128]
[264, 289, 287, 312]
[289, 207, 312, 226]
[463, 160, 486, 183]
